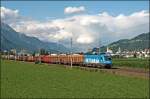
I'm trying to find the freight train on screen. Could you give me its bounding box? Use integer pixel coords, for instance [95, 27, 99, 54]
[2, 53, 112, 68]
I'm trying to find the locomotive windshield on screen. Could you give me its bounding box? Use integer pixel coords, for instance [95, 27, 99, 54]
[104, 56, 111, 61]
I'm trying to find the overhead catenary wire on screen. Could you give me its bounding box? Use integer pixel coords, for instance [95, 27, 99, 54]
[98, 33, 101, 55]
[70, 37, 73, 68]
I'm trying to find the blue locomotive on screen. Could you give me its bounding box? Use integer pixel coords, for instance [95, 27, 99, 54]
[84, 53, 112, 68]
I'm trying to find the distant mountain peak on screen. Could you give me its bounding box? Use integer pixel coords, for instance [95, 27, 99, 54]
[1, 23, 69, 53]
[100, 32, 150, 52]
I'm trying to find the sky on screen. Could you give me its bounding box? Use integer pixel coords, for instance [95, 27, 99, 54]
[1, 1, 149, 51]
[1, 1, 149, 20]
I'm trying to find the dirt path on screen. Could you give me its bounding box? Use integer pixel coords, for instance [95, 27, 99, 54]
[99, 67, 149, 79]
[76, 66, 149, 79]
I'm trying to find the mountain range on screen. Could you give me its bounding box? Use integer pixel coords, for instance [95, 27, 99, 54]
[1, 23, 149, 53]
[1, 23, 69, 53]
[100, 32, 149, 52]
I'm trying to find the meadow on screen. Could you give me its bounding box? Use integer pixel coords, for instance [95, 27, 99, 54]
[112, 58, 149, 69]
[1, 60, 149, 98]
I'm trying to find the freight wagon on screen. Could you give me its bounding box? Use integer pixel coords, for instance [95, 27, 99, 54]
[42, 55, 51, 63]
[58, 54, 84, 65]
[27, 56, 34, 62]
[2, 53, 112, 68]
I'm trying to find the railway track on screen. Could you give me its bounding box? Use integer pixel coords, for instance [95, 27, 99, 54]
[102, 67, 149, 79]
[71, 65, 149, 79]
[40, 62, 149, 79]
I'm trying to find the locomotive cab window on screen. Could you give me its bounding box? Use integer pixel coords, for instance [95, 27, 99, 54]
[104, 56, 111, 61]
[100, 57, 103, 61]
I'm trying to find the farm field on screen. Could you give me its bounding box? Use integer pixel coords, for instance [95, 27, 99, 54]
[112, 58, 149, 69]
[1, 60, 149, 98]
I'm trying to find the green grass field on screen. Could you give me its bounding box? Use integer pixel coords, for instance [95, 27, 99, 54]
[1, 60, 149, 98]
[112, 58, 149, 69]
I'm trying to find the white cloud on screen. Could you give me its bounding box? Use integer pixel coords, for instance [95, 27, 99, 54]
[1, 6, 149, 51]
[64, 6, 85, 14]
[1, 7, 19, 19]
[1, 7, 20, 23]
[51, 29, 72, 40]
[77, 34, 94, 44]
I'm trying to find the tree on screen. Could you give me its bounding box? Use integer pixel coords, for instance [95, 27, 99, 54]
[40, 49, 49, 55]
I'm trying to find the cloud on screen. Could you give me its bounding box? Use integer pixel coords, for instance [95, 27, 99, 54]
[1, 7, 32, 25]
[64, 6, 85, 14]
[50, 29, 72, 40]
[1, 6, 149, 51]
[76, 34, 94, 44]
[1, 7, 19, 19]
[1, 7, 20, 23]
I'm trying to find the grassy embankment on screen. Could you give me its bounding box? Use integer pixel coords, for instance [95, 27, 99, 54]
[1, 60, 149, 98]
[112, 58, 149, 69]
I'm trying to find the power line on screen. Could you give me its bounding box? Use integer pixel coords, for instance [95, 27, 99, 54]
[70, 37, 72, 68]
